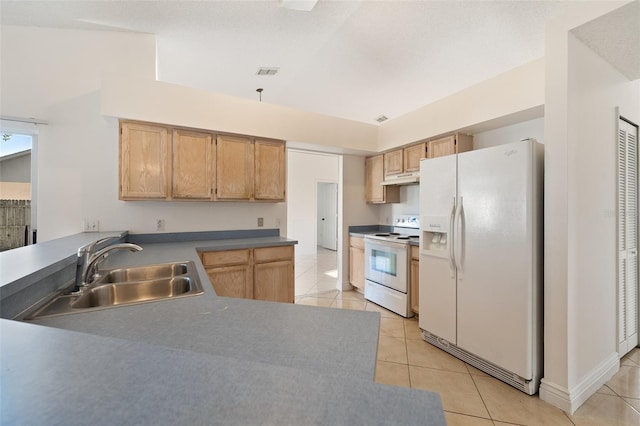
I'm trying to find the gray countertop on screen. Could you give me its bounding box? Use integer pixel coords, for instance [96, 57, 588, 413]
[0, 230, 445, 425]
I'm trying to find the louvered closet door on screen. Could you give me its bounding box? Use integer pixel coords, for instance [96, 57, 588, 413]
[618, 117, 639, 356]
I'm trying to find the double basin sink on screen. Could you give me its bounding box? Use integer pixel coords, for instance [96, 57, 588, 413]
[27, 261, 204, 319]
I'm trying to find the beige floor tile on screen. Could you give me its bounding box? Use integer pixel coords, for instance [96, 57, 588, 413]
[607, 365, 640, 399]
[472, 375, 573, 425]
[331, 299, 366, 311]
[375, 360, 410, 388]
[377, 335, 408, 364]
[493, 422, 525, 426]
[570, 393, 640, 426]
[465, 363, 490, 377]
[295, 297, 333, 307]
[444, 411, 493, 425]
[596, 384, 617, 395]
[409, 365, 489, 418]
[404, 317, 423, 340]
[406, 339, 468, 373]
[379, 317, 406, 338]
[623, 348, 639, 365]
[336, 290, 365, 301]
[622, 397, 640, 412]
[313, 289, 339, 299]
[365, 301, 404, 319]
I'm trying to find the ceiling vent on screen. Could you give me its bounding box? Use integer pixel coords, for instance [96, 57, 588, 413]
[256, 67, 279, 76]
[375, 115, 389, 123]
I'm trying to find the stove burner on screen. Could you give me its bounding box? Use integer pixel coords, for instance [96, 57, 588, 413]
[396, 236, 410, 240]
[389, 232, 400, 236]
[409, 235, 419, 238]
[375, 233, 390, 237]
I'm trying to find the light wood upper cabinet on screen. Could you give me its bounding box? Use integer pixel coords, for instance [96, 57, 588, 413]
[254, 139, 285, 201]
[384, 149, 404, 177]
[172, 129, 214, 199]
[216, 135, 254, 200]
[404, 142, 427, 172]
[120, 121, 170, 200]
[427, 133, 473, 159]
[366, 155, 399, 204]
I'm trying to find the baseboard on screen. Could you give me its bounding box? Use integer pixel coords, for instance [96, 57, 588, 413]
[540, 352, 619, 414]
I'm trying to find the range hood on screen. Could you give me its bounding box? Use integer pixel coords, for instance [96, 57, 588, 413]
[381, 172, 420, 186]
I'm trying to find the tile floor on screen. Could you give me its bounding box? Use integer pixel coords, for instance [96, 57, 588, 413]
[294, 248, 640, 426]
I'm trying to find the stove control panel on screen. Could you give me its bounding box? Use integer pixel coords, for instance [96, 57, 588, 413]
[394, 215, 420, 229]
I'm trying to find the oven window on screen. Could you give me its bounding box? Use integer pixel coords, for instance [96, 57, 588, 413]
[371, 249, 397, 276]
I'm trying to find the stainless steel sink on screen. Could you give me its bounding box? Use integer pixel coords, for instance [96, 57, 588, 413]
[26, 261, 204, 319]
[94, 263, 189, 284]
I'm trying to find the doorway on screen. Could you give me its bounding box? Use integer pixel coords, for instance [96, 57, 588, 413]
[317, 182, 337, 251]
[0, 130, 35, 250]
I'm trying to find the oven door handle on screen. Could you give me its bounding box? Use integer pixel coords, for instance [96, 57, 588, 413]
[449, 197, 457, 275]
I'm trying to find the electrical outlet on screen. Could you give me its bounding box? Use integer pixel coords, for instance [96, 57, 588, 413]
[83, 220, 100, 232]
[257, 217, 264, 227]
[156, 219, 165, 231]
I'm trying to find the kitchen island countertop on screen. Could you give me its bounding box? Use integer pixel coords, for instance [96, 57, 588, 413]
[0, 231, 445, 425]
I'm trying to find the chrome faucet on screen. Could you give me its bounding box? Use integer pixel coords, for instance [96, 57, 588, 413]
[75, 237, 121, 288]
[77, 243, 143, 290]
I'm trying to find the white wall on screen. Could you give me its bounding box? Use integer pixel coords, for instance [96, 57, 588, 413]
[378, 59, 545, 151]
[286, 150, 339, 256]
[541, 0, 640, 413]
[472, 118, 545, 150]
[0, 26, 289, 242]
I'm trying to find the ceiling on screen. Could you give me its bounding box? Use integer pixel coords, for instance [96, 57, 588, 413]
[0, 0, 612, 124]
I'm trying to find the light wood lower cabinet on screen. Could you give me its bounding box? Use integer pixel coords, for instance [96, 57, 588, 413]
[349, 236, 365, 291]
[410, 245, 419, 315]
[200, 245, 294, 303]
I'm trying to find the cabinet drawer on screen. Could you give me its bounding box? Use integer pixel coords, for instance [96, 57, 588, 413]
[254, 245, 294, 263]
[350, 236, 364, 250]
[411, 245, 419, 260]
[201, 249, 250, 267]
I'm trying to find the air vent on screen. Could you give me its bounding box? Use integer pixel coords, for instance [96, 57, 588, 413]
[375, 115, 389, 123]
[256, 67, 279, 76]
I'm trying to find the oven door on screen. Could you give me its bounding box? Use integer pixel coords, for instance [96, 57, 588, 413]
[364, 238, 409, 293]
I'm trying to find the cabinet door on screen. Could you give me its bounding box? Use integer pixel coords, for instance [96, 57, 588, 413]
[254, 260, 294, 303]
[384, 149, 404, 177]
[172, 129, 213, 199]
[120, 121, 170, 199]
[254, 139, 285, 201]
[404, 143, 427, 172]
[216, 135, 253, 200]
[349, 245, 365, 290]
[427, 135, 456, 159]
[366, 155, 384, 203]
[206, 265, 251, 299]
[410, 258, 420, 314]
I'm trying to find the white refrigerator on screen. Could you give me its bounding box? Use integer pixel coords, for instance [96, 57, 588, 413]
[419, 139, 543, 394]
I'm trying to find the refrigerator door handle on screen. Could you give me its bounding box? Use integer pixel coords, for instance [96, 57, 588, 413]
[454, 196, 464, 273]
[449, 197, 457, 276]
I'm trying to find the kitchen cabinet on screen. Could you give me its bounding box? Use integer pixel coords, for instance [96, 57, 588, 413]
[383, 149, 404, 177]
[254, 139, 286, 201]
[404, 142, 427, 172]
[216, 136, 286, 202]
[254, 246, 294, 303]
[410, 245, 419, 315]
[349, 236, 365, 291]
[119, 121, 170, 200]
[365, 155, 399, 204]
[201, 249, 252, 299]
[216, 135, 254, 200]
[172, 129, 214, 199]
[427, 133, 473, 159]
[119, 120, 286, 202]
[200, 245, 294, 303]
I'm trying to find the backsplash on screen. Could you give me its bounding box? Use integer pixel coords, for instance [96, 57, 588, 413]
[379, 184, 419, 225]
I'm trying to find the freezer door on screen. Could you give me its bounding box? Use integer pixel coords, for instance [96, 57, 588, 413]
[419, 156, 457, 344]
[456, 140, 535, 379]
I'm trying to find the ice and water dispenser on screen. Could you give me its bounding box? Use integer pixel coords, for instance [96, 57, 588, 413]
[421, 216, 449, 256]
